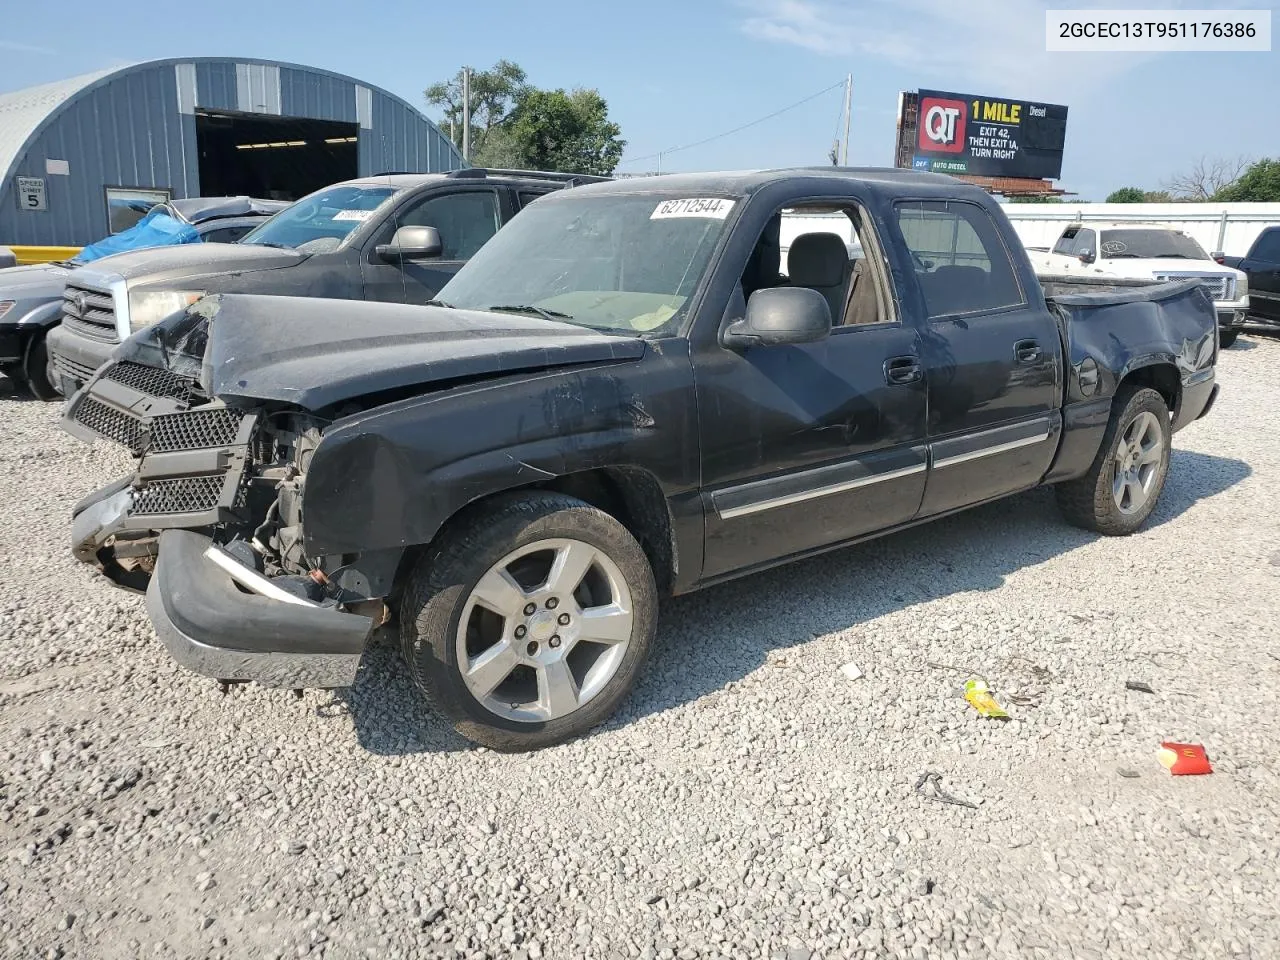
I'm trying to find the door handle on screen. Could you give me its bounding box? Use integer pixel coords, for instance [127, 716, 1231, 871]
[1014, 339, 1042, 364]
[884, 355, 923, 385]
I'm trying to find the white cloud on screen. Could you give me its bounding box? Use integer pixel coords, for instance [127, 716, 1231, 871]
[0, 40, 55, 55]
[738, 0, 1161, 101]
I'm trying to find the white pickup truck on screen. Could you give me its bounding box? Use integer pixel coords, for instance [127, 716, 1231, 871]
[1034, 223, 1249, 347]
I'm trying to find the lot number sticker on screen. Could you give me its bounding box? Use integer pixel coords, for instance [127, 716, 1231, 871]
[651, 198, 735, 220]
[16, 177, 46, 211]
[332, 209, 373, 221]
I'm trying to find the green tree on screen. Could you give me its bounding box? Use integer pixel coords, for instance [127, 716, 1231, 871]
[425, 60, 528, 159]
[1212, 158, 1280, 201]
[503, 88, 626, 176]
[1106, 187, 1146, 203]
[1142, 190, 1173, 202]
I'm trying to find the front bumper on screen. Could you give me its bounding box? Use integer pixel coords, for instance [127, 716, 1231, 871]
[47, 322, 116, 396]
[1216, 307, 1247, 330]
[146, 529, 372, 688]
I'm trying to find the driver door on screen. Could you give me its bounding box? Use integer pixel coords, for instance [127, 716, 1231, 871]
[361, 187, 504, 303]
[693, 197, 930, 580]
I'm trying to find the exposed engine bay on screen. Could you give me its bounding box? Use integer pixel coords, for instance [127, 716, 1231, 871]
[66, 354, 368, 610]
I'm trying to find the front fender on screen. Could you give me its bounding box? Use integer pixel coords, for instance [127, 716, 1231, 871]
[14, 299, 63, 332]
[300, 348, 699, 559]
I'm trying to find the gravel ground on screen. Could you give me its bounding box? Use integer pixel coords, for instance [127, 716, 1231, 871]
[2, 334, 1279, 960]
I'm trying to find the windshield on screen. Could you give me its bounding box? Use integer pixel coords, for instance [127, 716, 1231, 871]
[240, 183, 395, 253]
[436, 193, 737, 337]
[1099, 229, 1208, 260]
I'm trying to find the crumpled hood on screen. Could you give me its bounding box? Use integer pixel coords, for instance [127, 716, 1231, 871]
[133, 293, 647, 411]
[77, 242, 305, 284]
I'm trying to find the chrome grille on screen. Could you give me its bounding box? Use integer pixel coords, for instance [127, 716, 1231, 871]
[149, 408, 245, 452]
[132, 475, 225, 516]
[61, 282, 118, 342]
[1156, 273, 1233, 302]
[102, 361, 194, 401]
[73, 396, 145, 453]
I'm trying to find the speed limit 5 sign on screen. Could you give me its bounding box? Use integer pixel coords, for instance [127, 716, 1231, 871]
[16, 177, 47, 211]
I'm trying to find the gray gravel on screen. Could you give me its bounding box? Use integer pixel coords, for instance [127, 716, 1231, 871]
[3, 334, 1279, 960]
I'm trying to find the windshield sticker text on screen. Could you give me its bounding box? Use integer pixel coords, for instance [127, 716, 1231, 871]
[332, 210, 374, 222]
[651, 198, 735, 220]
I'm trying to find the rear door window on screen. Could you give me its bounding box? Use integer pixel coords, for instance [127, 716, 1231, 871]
[1252, 229, 1280, 264]
[895, 200, 1024, 318]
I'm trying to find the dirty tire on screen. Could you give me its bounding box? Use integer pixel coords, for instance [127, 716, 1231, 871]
[22, 333, 57, 401]
[399, 492, 657, 751]
[1056, 386, 1171, 536]
[1218, 329, 1239, 349]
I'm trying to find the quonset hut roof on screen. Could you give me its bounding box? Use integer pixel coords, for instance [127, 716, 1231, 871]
[0, 66, 121, 187]
[0, 58, 463, 246]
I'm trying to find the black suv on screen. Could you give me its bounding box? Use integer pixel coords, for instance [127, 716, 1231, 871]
[45, 169, 604, 396]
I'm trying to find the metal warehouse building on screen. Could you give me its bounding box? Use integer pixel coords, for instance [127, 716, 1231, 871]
[0, 57, 463, 246]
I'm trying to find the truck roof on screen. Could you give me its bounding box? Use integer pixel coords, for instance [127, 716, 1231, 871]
[566, 167, 971, 198]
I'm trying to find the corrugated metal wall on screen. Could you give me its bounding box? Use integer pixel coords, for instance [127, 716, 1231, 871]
[1, 58, 462, 246]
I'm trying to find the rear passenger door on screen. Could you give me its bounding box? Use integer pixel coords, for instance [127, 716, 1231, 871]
[894, 199, 1063, 516]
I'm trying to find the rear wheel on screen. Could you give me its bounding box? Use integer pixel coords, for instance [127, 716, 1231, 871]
[1056, 386, 1171, 535]
[1218, 329, 1239, 349]
[399, 492, 657, 750]
[22, 331, 58, 401]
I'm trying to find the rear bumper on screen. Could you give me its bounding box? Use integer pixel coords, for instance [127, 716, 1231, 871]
[1176, 370, 1218, 431]
[145, 529, 372, 688]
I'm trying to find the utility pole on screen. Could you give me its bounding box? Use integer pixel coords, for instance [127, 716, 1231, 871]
[461, 67, 471, 163]
[840, 74, 852, 165]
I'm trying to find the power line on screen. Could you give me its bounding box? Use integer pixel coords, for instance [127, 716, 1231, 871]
[618, 80, 847, 166]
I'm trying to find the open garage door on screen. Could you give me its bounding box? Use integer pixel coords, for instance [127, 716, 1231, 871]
[195, 111, 359, 201]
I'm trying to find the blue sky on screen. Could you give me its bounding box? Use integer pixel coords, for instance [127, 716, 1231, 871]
[2, 0, 1276, 200]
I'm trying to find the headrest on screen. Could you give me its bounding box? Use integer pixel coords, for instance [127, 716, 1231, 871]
[789, 232, 848, 288]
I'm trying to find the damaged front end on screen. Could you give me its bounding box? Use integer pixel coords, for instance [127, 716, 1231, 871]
[65, 303, 377, 688]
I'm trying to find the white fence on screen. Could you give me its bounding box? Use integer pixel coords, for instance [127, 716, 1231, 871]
[1001, 203, 1280, 256]
[778, 204, 1280, 267]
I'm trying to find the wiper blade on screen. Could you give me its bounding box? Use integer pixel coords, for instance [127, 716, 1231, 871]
[1152, 254, 1192, 259]
[426, 299, 454, 308]
[487, 304, 574, 321]
[1105, 253, 1139, 258]
[249, 240, 295, 250]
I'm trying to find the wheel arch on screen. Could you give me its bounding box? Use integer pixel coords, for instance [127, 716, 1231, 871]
[389, 465, 679, 604]
[1116, 360, 1181, 419]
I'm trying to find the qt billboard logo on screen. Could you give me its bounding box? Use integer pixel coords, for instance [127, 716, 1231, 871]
[918, 97, 967, 154]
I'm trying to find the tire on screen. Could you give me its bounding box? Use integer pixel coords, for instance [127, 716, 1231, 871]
[1218, 329, 1239, 349]
[399, 491, 658, 751]
[1056, 386, 1171, 536]
[22, 332, 58, 401]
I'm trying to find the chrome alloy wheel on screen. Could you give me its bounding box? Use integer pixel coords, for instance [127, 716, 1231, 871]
[1112, 410, 1164, 515]
[454, 538, 635, 723]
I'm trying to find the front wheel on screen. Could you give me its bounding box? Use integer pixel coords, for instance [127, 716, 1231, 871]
[399, 492, 657, 751]
[1056, 386, 1171, 535]
[1218, 329, 1239, 349]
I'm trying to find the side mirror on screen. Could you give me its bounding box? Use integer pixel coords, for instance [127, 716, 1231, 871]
[376, 225, 442, 262]
[722, 287, 831, 349]
[1078, 250, 1096, 265]
[1211, 251, 1226, 264]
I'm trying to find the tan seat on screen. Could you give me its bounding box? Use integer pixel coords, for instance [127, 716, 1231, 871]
[787, 232, 850, 322]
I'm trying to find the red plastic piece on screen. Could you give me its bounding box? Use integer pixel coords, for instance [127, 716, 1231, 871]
[1158, 742, 1212, 776]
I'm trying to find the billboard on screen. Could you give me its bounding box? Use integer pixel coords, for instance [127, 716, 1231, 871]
[895, 89, 1068, 180]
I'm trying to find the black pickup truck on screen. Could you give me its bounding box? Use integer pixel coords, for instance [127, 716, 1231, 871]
[65, 168, 1219, 750]
[1219, 225, 1280, 328]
